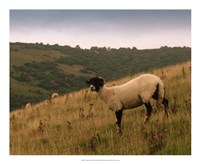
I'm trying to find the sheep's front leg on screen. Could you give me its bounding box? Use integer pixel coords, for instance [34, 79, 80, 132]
[115, 110, 123, 135]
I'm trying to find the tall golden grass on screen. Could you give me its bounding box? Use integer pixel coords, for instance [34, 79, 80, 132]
[10, 62, 191, 155]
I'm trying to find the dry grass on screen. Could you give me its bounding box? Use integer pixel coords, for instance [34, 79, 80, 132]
[10, 62, 191, 155]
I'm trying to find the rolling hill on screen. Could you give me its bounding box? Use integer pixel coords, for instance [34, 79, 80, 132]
[10, 42, 191, 110]
[10, 61, 191, 155]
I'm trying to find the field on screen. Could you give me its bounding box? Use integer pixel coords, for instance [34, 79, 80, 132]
[10, 62, 191, 155]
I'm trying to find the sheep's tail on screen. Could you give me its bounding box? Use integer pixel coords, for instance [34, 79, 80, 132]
[157, 80, 169, 118]
[156, 80, 165, 110]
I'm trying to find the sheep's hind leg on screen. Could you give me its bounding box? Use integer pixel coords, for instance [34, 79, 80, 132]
[162, 98, 169, 118]
[144, 102, 152, 124]
[115, 110, 123, 135]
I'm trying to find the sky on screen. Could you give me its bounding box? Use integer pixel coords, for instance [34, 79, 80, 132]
[10, 10, 191, 49]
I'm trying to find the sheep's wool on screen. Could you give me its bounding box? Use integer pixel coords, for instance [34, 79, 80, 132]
[98, 74, 164, 112]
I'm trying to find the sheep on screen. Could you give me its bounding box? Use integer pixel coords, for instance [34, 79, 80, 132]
[86, 74, 169, 135]
[24, 102, 32, 110]
[50, 92, 59, 103]
[51, 92, 59, 99]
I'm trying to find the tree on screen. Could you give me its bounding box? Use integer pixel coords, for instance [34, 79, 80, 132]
[75, 45, 81, 49]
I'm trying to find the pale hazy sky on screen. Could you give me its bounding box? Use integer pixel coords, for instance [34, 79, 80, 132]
[10, 10, 191, 49]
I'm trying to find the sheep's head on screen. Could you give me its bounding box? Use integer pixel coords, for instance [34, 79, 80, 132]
[86, 77, 105, 92]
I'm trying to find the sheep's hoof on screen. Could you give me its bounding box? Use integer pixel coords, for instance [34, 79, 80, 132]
[116, 128, 122, 136]
[143, 116, 150, 124]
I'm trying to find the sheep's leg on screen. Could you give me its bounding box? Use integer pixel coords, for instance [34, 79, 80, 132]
[115, 110, 123, 135]
[144, 102, 152, 124]
[153, 92, 169, 118]
[162, 98, 169, 118]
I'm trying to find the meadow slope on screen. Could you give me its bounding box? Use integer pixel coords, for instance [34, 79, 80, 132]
[10, 62, 191, 155]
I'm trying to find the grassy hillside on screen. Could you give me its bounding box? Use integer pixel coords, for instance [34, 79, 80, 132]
[10, 61, 191, 155]
[10, 43, 191, 110]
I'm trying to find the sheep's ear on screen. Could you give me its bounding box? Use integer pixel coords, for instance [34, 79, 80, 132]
[99, 77, 105, 85]
[86, 80, 90, 84]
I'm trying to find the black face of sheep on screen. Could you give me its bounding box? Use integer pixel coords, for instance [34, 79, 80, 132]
[86, 77, 105, 92]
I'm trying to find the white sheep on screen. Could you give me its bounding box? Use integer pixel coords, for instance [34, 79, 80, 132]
[51, 92, 59, 99]
[24, 102, 32, 110]
[50, 92, 59, 103]
[86, 74, 169, 135]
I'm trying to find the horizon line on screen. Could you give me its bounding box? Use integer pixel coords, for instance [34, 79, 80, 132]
[10, 41, 191, 50]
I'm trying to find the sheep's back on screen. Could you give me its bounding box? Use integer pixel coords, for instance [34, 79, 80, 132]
[112, 74, 162, 108]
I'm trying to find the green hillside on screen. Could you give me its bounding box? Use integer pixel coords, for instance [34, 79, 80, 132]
[10, 42, 191, 110]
